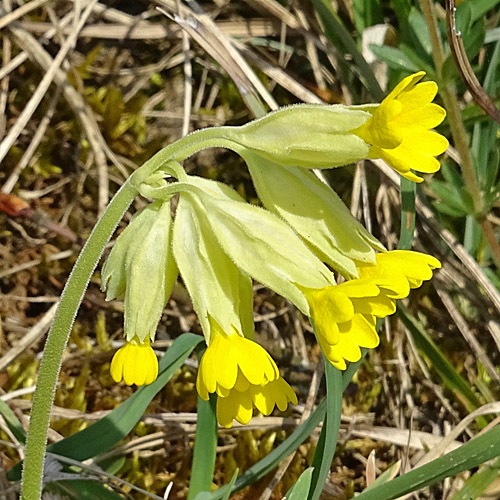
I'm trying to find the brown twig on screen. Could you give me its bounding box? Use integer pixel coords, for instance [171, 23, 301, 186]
[446, 0, 500, 126]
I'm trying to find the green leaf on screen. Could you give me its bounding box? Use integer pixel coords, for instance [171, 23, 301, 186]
[310, 0, 384, 100]
[398, 178, 416, 250]
[355, 425, 500, 500]
[470, 0, 500, 22]
[428, 180, 470, 215]
[0, 398, 26, 445]
[188, 347, 218, 500]
[307, 363, 343, 500]
[284, 467, 315, 500]
[398, 305, 484, 416]
[353, 0, 383, 33]
[369, 45, 420, 72]
[9, 333, 202, 481]
[48, 479, 126, 500]
[449, 457, 500, 500]
[408, 8, 433, 57]
[432, 201, 468, 218]
[390, 0, 412, 33]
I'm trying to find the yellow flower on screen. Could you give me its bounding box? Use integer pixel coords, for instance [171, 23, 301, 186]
[196, 320, 297, 428]
[304, 250, 441, 369]
[110, 337, 159, 386]
[353, 71, 449, 182]
[357, 250, 441, 298]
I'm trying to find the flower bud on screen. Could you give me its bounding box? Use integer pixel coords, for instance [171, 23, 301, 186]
[101, 200, 178, 343]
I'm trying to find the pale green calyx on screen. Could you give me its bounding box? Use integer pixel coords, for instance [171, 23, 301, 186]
[172, 192, 254, 343]
[222, 104, 371, 168]
[101, 200, 178, 342]
[170, 175, 335, 316]
[243, 151, 385, 278]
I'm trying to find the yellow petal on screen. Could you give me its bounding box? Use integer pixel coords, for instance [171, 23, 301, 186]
[386, 71, 426, 101]
[397, 81, 438, 108]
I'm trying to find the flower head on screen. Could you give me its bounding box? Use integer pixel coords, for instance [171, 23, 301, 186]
[352, 72, 448, 182]
[303, 250, 441, 369]
[196, 319, 297, 428]
[110, 337, 158, 386]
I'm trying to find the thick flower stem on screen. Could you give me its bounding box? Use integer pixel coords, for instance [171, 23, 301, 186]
[20, 178, 138, 500]
[19, 129, 246, 500]
[420, 0, 500, 268]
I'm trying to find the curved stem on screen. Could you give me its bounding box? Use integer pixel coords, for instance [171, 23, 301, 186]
[21, 179, 138, 500]
[19, 129, 242, 500]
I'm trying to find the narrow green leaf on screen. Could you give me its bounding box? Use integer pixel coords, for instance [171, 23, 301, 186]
[390, 0, 412, 32]
[449, 457, 500, 500]
[355, 425, 500, 500]
[188, 345, 218, 500]
[353, 0, 383, 33]
[470, 0, 500, 22]
[50, 479, 126, 500]
[307, 363, 343, 500]
[284, 467, 315, 500]
[398, 178, 416, 250]
[310, 0, 384, 100]
[0, 398, 27, 445]
[398, 305, 484, 414]
[408, 8, 433, 57]
[9, 333, 202, 480]
[369, 45, 420, 72]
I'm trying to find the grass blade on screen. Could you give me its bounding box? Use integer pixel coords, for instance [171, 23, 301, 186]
[398, 305, 484, 415]
[307, 362, 343, 500]
[188, 389, 218, 498]
[398, 178, 416, 250]
[310, 0, 384, 100]
[355, 424, 500, 499]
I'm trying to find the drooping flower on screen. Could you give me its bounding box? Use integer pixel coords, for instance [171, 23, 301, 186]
[352, 71, 448, 182]
[196, 319, 297, 428]
[102, 200, 178, 386]
[138, 174, 441, 383]
[303, 250, 441, 369]
[110, 337, 159, 386]
[199, 72, 446, 183]
[171, 188, 299, 426]
[242, 150, 384, 278]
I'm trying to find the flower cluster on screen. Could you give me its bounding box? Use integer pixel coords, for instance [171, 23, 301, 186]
[103, 72, 445, 428]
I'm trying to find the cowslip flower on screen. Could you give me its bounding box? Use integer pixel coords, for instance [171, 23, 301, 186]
[196, 318, 297, 428]
[352, 71, 449, 182]
[172, 187, 298, 427]
[214, 72, 446, 183]
[242, 150, 385, 278]
[305, 250, 441, 369]
[151, 174, 440, 372]
[102, 200, 178, 386]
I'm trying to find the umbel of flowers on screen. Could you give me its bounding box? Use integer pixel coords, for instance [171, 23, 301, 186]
[102, 72, 445, 428]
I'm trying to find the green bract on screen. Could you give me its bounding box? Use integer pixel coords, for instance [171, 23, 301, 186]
[101, 200, 178, 342]
[223, 104, 371, 168]
[243, 151, 385, 278]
